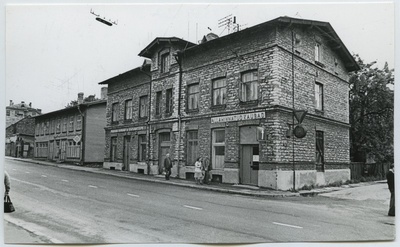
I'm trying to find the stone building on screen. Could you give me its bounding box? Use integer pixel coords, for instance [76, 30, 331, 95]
[101, 16, 359, 190]
[33, 93, 107, 165]
[6, 100, 42, 127]
[5, 116, 35, 158]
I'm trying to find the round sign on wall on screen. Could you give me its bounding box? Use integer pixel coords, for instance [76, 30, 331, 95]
[293, 125, 307, 138]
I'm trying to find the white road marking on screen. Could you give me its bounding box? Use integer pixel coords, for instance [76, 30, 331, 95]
[41, 175, 47, 178]
[88, 185, 98, 188]
[183, 205, 203, 211]
[62, 179, 69, 182]
[127, 193, 140, 198]
[273, 222, 303, 229]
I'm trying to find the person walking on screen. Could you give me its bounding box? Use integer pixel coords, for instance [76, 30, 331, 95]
[202, 157, 211, 185]
[164, 153, 173, 180]
[194, 157, 203, 185]
[386, 164, 395, 216]
[4, 171, 10, 196]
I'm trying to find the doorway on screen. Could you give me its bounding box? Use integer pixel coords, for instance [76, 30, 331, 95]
[158, 132, 171, 174]
[123, 135, 131, 171]
[240, 145, 259, 185]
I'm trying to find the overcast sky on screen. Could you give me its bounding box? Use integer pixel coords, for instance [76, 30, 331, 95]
[4, 1, 396, 113]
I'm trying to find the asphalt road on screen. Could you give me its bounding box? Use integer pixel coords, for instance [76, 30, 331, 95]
[4, 159, 396, 244]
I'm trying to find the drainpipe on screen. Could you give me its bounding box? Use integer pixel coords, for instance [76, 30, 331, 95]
[174, 50, 184, 179]
[77, 104, 85, 166]
[291, 30, 296, 191]
[139, 66, 152, 175]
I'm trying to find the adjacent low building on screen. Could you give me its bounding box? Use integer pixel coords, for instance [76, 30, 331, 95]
[5, 116, 35, 158]
[100, 16, 359, 190]
[33, 94, 107, 165]
[6, 100, 41, 127]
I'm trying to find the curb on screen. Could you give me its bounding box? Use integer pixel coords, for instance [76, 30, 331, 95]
[7, 157, 299, 198]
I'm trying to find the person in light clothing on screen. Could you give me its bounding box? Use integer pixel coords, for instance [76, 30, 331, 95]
[4, 171, 11, 196]
[194, 157, 203, 185]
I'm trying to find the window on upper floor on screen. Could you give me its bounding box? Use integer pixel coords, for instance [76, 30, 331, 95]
[56, 119, 61, 133]
[160, 53, 170, 73]
[62, 118, 67, 132]
[139, 96, 148, 118]
[155, 91, 162, 116]
[165, 88, 173, 114]
[187, 84, 199, 111]
[315, 42, 322, 63]
[315, 82, 324, 111]
[212, 78, 227, 106]
[76, 115, 82, 131]
[240, 70, 259, 102]
[124, 99, 133, 120]
[69, 116, 74, 132]
[6, 110, 10, 116]
[112, 102, 119, 123]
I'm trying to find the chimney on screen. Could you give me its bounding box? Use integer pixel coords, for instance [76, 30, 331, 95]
[78, 92, 84, 104]
[101, 87, 108, 100]
[88, 95, 95, 102]
[9, 100, 13, 106]
[29, 102, 32, 108]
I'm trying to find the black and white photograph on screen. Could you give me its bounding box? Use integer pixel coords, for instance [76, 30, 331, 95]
[1, 0, 397, 246]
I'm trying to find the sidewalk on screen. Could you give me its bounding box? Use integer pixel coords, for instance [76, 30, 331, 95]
[5, 157, 385, 198]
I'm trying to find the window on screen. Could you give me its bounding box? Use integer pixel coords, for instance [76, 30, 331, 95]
[187, 84, 199, 110]
[41, 122, 45, 135]
[6, 110, 10, 116]
[124, 99, 133, 120]
[35, 123, 40, 136]
[45, 121, 50, 135]
[139, 96, 148, 118]
[212, 129, 225, 169]
[112, 102, 119, 123]
[160, 53, 170, 73]
[138, 135, 147, 162]
[165, 88, 173, 114]
[69, 116, 74, 132]
[316, 131, 324, 171]
[111, 137, 118, 162]
[315, 82, 324, 111]
[62, 118, 67, 132]
[241, 70, 258, 102]
[187, 131, 199, 166]
[155, 91, 162, 116]
[315, 42, 321, 62]
[76, 115, 82, 131]
[212, 78, 227, 106]
[67, 140, 80, 158]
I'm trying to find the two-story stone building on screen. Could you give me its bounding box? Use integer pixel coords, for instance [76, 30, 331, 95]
[5, 116, 35, 158]
[101, 16, 359, 190]
[33, 94, 107, 165]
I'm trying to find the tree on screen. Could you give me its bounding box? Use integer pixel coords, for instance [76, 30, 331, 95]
[65, 95, 99, 108]
[349, 55, 394, 164]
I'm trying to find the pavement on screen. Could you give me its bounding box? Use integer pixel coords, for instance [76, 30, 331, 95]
[3, 156, 392, 244]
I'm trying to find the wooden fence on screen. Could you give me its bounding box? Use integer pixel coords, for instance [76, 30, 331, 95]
[350, 162, 390, 180]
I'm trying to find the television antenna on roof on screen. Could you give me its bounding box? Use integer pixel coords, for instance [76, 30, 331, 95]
[90, 9, 118, 26]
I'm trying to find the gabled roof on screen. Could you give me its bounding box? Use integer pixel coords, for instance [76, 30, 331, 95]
[184, 16, 359, 72]
[138, 37, 196, 58]
[98, 61, 151, 85]
[33, 100, 107, 119]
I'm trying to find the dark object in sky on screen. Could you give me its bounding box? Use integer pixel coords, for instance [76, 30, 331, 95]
[96, 17, 113, 26]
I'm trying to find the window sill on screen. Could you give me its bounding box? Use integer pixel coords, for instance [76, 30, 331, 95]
[123, 119, 133, 124]
[186, 109, 199, 114]
[210, 104, 226, 111]
[315, 61, 325, 68]
[239, 100, 259, 107]
[138, 117, 148, 122]
[111, 121, 119, 125]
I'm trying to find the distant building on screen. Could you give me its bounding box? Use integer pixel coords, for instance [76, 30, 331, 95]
[33, 93, 107, 165]
[5, 116, 35, 158]
[100, 16, 359, 190]
[6, 100, 42, 127]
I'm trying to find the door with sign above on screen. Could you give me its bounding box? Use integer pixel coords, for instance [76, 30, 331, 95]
[241, 145, 259, 185]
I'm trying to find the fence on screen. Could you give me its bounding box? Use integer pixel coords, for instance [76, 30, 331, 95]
[350, 162, 390, 180]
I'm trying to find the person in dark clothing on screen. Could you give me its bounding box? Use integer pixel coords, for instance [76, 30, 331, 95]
[386, 164, 395, 216]
[202, 157, 211, 185]
[164, 153, 173, 180]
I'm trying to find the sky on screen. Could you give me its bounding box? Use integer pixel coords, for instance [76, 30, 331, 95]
[3, 1, 396, 115]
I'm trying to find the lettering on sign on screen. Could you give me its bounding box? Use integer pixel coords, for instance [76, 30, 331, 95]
[211, 112, 266, 123]
[110, 126, 146, 133]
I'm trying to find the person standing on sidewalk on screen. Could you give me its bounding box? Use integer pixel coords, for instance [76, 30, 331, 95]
[386, 164, 395, 216]
[164, 153, 173, 180]
[194, 157, 203, 185]
[202, 157, 210, 185]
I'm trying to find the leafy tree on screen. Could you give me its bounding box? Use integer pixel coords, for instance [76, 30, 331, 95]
[349, 55, 394, 164]
[65, 95, 99, 108]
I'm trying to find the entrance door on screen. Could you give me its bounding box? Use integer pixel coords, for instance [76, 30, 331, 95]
[240, 145, 259, 185]
[123, 136, 131, 171]
[60, 140, 67, 162]
[158, 132, 171, 174]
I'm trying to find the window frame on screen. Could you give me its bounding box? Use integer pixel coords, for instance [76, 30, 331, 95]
[155, 91, 162, 116]
[111, 102, 119, 123]
[160, 52, 170, 73]
[110, 137, 118, 162]
[124, 99, 133, 121]
[187, 83, 199, 111]
[315, 42, 321, 62]
[186, 130, 199, 166]
[315, 130, 325, 172]
[212, 77, 227, 107]
[138, 134, 147, 162]
[212, 128, 225, 170]
[240, 70, 259, 102]
[139, 95, 148, 119]
[165, 88, 173, 114]
[315, 82, 324, 111]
